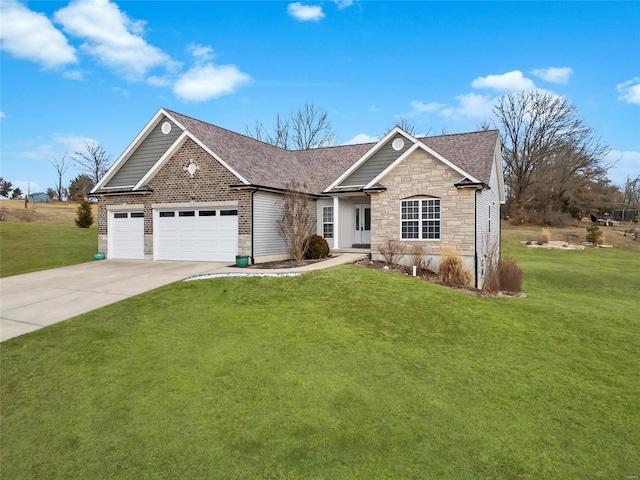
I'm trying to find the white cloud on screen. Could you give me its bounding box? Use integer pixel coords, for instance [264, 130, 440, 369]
[11, 133, 94, 161]
[147, 75, 172, 87]
[471, 70, 535, 92]
[287, 3, 325, 21]
[531, 66, 573, 84]
[617, 78, 640, 105]
[403, 100, 444, 117]
[63, 70, 83, 80]
[343, 133, 379, 145]
[441, 92, 496, 120]
[0, 0, 77, 69]
[188, 44, 215, 62]
[334, 0, 354, 9]
[54, 0, 175, 80]
[606, 150, 640, 186]
[173, 64, 252, 102]
[0, 111, 5, 119]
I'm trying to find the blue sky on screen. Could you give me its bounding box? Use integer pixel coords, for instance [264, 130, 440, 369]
[1, 0, 639, 195]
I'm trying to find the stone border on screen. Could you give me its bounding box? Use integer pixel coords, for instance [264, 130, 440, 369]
[184, 272, 302, 281]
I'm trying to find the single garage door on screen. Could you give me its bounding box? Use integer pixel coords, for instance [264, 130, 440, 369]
[155, 208, 238, 262]
[109, 211, 144, 259]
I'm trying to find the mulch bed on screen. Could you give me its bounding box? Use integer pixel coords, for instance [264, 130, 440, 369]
[245, 256, 520, 297]
[247, 257, 331, 269]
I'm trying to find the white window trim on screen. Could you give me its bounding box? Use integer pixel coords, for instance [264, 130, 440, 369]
[400, 198, 441, 241]
[322, 206, 334, 239]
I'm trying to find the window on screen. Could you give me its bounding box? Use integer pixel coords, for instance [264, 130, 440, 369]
[114, 212, 128, 219]
[159, 211, 175, 217]
[131, 212, 144, 218]
[179, 211, 195, 217]
[199, 210, 216, 217]
[401, 198, 440, 240]
[322, 206, 334, 239]
[220, 209, 238, 216]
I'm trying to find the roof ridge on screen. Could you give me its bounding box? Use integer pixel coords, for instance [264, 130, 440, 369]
[418, 129, 499, 141]
[163, 108, 290, 153]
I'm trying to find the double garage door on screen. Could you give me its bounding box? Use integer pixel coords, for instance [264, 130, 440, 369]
[109, 208, 238, 262]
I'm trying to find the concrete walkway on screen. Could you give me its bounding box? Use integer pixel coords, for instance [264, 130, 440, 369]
[0, 254, 364, 342]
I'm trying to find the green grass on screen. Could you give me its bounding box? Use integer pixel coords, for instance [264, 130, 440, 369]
[1, 241, 639, 479]
[0, 223, 98, 277]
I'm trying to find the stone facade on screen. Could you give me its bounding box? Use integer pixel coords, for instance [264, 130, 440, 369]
[370, 149, 476, 271]
[98, 138, 247, 258]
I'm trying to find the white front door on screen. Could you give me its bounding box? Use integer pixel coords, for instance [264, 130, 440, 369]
[353, 205, 371, 245]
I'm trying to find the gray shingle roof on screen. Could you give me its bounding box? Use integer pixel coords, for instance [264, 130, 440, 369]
[165, 109, 497, 194]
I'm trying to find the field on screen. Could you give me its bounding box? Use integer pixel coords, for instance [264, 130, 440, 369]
[0, 199, 98, 226]
[1, 224, 638, 479]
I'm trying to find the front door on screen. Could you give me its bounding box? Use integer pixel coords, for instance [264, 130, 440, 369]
[353, 205, 371, 246]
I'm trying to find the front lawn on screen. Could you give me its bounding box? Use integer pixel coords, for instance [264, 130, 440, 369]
[0, 223, 97, 277]
[1, 241, 638, 478]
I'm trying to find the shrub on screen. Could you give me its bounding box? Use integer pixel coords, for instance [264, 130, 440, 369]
[497, 258, 524, 294]
[586, 223, 603, 245]
[379, 239, 405, 266]
[540, 227, 551, 243]
[75, 201, 94, 228]
[438, 245, 472, 288]
[303, 234, 330, 259]
[409, 243, 432, 275]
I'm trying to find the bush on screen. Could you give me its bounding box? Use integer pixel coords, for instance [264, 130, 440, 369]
[540, 227, 551, 244]
[379, 239, 405, 266]
[586, 223, 603, 245]
[409, 243, 432, 275]
[75, 201, 94, 228]
[438, 245, 472, 288]
[498, 258, 524, 294]
[303, 234, 330, 259]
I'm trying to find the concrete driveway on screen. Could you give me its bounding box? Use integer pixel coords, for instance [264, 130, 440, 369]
[0, 260, 229, 342]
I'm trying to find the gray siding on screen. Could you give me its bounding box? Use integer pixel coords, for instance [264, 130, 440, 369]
[253, 191, 289, 256]
[475, 158, 501, 288]
[340, 134, 411, 186]
[106, 117, 182, 187]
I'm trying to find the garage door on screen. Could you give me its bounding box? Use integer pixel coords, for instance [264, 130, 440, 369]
[109, 211, 144, 259]
[155, 208, 238, 262]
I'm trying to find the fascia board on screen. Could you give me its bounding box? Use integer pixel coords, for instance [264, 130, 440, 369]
[323, 127, 417, 193]
[133, 132, 189, 190]
[364, 141, 481, 189]
[92, 108, 170, 193]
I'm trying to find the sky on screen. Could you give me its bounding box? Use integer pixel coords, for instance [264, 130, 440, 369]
[1, 0, 639, 196]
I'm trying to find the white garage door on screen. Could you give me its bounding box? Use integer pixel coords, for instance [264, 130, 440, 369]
[155, 208, 238, 262]
[109, 211, 144, 259]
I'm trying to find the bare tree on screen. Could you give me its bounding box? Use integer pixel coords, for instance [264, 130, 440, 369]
[277, 181, 316, 261]
[493, 91, 609, 218]
[246, 103, 336, 150]
[381, 116, 424, 138]
[49, 154, 70, 201]
[72, 142, 112, 185]
[623, 174, 640, 207]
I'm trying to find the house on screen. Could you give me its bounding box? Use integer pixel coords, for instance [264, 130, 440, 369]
[91, 108, 504, 288]
[28, 192, 50, 203]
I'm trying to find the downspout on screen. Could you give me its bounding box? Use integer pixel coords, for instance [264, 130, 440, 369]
[474, 189, 478, 290]
[250, 188, 258, 265]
